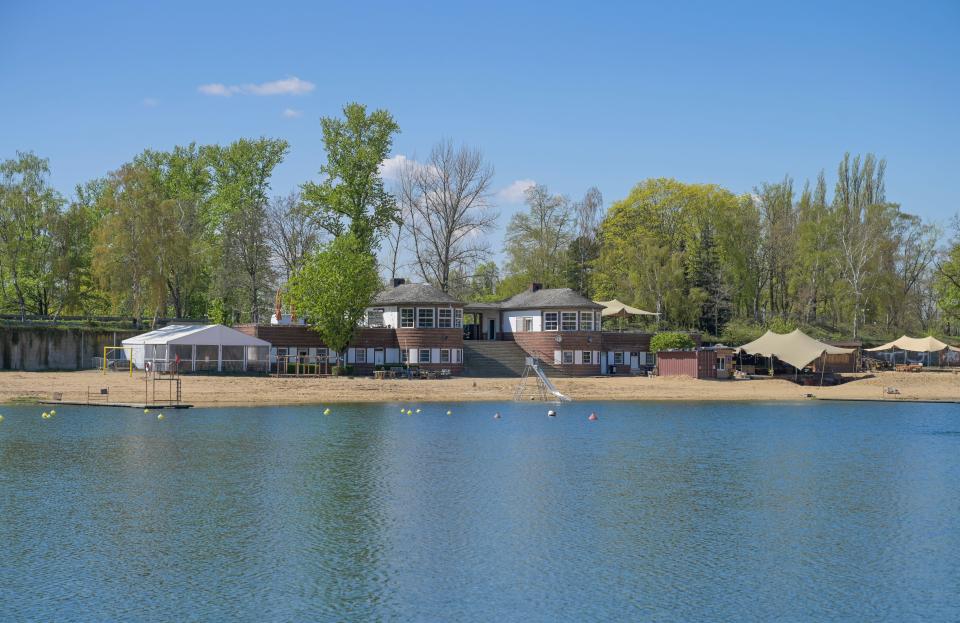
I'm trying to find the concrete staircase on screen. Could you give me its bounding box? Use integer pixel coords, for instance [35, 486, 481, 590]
[463, 341, 528, 377]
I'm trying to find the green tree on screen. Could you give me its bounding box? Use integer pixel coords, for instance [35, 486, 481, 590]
[288, 233, 381, 363]
[650, 332, 696, 353]
[504, 184, 573, 287]
[0, 152, 64, 317]
[301, 103, 400, 250]
[207, 138, 289, 323]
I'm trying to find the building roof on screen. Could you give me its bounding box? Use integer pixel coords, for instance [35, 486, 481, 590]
[122, 324, 271, 347]
[496, 287, 603, 310]
[372, 282, 462, 306]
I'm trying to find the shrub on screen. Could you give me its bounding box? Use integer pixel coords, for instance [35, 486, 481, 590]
[331, 365, 355, 376]
[650, 332, 696, 353]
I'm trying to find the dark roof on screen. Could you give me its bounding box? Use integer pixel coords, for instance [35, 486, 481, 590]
[470, 287, 602, 310]
[372, 282, 462, 306]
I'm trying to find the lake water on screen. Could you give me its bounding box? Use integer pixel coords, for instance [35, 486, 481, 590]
[1, 400, 959, 622]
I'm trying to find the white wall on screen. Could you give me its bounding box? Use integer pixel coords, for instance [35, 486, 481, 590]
[503, 310, 542, 333]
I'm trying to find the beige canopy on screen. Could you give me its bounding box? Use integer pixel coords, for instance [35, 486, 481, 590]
[865, 335, 960, 353]
[597, 299, 659, 317]
[736, 329, 855, 370]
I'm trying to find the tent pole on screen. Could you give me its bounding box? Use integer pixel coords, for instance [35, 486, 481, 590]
[819, 352, 826, 387]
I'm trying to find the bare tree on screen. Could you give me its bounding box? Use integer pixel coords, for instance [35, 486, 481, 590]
[381, 205, 406, 283]
[267, 192, 320, 283]
[398, 140, 497, 292]
[569, 187, 603, 293]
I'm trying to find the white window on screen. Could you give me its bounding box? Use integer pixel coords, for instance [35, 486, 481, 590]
[544, 312, 558, 331]
[440, 349, 451, 363]
[318, 348, 329, 362]
[522, 317, 534, 332]
[366, 308, 384, 327]
[562, 351, 574, 364]
[454, 308, 463, 328]
[400, 308, 415, 328]
[419, 349, 431, 363]
[561, 312, 577, 331]
[582, 350, 592, 364]
[614, 352, 624, 365]
[438, 308, 453, 328]
[579, 311, 594, 331]
[355, 348, 367, 364]
[717, 357, 725, 371]
[418, 308, 435, 328]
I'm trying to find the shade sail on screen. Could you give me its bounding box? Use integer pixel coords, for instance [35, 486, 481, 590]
[736, 329, 854, 370]
[596, 299, 659, 317]
[865, 335, 960, 353]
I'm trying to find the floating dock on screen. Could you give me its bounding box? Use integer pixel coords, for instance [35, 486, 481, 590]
[40, 401, 193, 409]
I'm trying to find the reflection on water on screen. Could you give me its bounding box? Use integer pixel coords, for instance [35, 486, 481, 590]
[1, 401, 959, 622]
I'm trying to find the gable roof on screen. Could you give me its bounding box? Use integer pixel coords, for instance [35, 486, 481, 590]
[372, 282, 462, 306]
[122, 324, 270, 347]
[496, 287, 602, 310]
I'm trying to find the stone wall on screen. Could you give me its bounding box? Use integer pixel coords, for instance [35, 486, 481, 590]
[0, 327, 137, 371]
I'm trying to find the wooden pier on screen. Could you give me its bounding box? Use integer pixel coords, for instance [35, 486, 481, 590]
[40, 400, 193, 409]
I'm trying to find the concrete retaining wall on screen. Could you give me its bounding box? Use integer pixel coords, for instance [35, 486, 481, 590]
[0, 327, 138, 371]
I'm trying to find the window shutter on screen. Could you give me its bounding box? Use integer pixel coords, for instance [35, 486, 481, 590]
[431, 348, 440, 363]
[594, 351, 600, 365]
[554, 350, 562, 365]
[575, 350, 582, 364]
[410, 348, 417, 363]
[347, 348, 355, 364]
[367, 348, 375, 363]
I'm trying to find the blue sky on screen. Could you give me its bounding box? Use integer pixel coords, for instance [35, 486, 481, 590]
[2, 0, 959, 257]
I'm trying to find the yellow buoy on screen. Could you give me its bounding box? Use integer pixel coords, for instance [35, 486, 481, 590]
[144, 409, 150, 414]
[406, 409, 413, 415]
[446, 410, 452, 416]
[157, 413, 165, 421]
[49, 410, 56, 416]
[323, 408, 331, 415]
[0, 414, 4, 422]
[42, 413, 50, 419]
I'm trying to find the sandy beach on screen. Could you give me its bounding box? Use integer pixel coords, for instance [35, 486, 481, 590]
[1, 369, 958, 407]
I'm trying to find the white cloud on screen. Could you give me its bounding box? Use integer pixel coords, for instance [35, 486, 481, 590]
[282, 108, 303, 118]
[142, 97, 159, 108]
[379, 154, 413, 181]
[496, 179, 536, 204]
[198, 76, 315, 97]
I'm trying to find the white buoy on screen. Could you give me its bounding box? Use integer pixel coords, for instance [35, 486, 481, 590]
[547, 409, 557, 417]
[157, 413, 165, 421]
[415, 408, 421, 413]
[144, 409, 150, 414]
[493, 412, 501, 420]
[49, 410, 56, 416]
[446, 410, 452, 416]
[323, 408, 331, 415]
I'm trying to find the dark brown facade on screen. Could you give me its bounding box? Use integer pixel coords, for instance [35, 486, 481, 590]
[507, 330, 603, 376]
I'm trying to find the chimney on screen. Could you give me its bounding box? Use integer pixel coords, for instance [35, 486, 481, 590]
[528, 282, 543, 292]
[392, 278, 406, 287]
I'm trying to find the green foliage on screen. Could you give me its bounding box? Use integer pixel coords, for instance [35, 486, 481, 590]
[208, 298, 230, 326]
[650, 331, 696, 353]
[301, 103, 399, 250]
[504, 184, 574, 288]
[288, 233, 381, 358]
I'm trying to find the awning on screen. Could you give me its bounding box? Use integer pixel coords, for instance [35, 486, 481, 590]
[596, 299, 659, 318]
[865, 335, 960, 353]
[736, 329, 854, 370]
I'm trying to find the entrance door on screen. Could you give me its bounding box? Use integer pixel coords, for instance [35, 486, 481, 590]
[374, 348, 384, 365]
[488, 319, 496, 340]
[630, 353, 639, 370]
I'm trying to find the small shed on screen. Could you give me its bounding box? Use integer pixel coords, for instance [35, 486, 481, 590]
[657, 347, 733, 379]
[122, 324, 272, 373]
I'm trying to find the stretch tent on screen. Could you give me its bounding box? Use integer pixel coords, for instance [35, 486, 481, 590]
[122, 324, 271, 372]
[865, 335, 960, 354]
[736, 329, 854, 370]
[596, 299, 659, 318]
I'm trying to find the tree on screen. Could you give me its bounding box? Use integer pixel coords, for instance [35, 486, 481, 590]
[565, 187, 603, 294]
[504, 184, 574, 287]
[267, 192, 320, 283]
[0, 152, 63, 317]
[50, 178, 105, 315]
[650, 332, 696, 353]
[301, 103, 400, 250]
[399, 140, 497, 292]
[288, 233, 381, 364]
[207, 138, 289, 323]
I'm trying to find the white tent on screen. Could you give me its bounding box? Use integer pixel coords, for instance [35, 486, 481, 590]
[122, 324, 271, 372]
[736, 329, 854, 370]
[865, 335, 960, 366]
